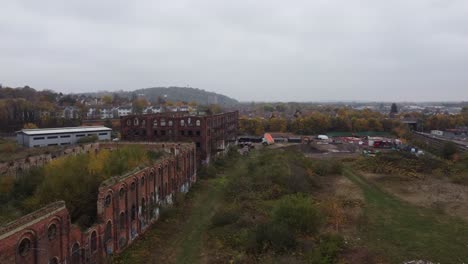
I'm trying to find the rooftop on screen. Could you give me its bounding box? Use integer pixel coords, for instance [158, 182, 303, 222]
[18, 126, 112, 135]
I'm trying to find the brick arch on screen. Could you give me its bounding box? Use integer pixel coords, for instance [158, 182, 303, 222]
[104, 220, 113, 243]
[46, 217, 61, 241]
[89, 230, 98, 253]
[70, 242, 81, 264]
[104, 190, 114, 209]
[130, 177, 138, 192]
[140, 173, 146, 187]
[118, 183, 128, 199]
[15, 230, 37, 264]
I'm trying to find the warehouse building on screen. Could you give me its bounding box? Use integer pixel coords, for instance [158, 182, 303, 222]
[16, 126, 112, 147]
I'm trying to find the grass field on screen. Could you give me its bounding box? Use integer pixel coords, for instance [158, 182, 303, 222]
[113, 177, 225, 264]
[113, 151, 468, 264]
[344, 168, 468, 263]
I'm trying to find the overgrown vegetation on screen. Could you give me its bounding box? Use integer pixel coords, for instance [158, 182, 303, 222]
[345, 168, 468, 263]
[207, 149, 345, 263]
[0, 145, 163, 227]
[353, 151, 468, 184]
[0, 137, 64, 162]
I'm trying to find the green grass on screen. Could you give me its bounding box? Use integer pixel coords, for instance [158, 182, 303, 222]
[344, 168, 468, 263]
[113, 177, 226, 264]
[175, 177, 225, 264]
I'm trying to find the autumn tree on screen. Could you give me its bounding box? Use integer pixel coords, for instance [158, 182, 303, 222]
[23, 123, 38, 129]
[267, 118, 287, 132]
[132, 98, 149, 114]
[102, 95, 113, 105]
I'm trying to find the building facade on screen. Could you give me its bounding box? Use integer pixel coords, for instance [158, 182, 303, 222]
[0, 142, 196, 264]
[16, 127, 112, 148]
[120, 111, 238, 164]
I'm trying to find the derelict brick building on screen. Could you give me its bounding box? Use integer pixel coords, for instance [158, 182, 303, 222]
[0, 142, 196, 264]
[120, 111, 238, 164]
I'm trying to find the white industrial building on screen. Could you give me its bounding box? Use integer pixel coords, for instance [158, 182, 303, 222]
[16, 126, 112, 147]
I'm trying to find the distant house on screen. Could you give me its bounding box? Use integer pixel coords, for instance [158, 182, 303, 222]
[430, 130, 444, 136]
[16, 126, 112, 147]
[62, 106, 80, 119]
[144, 106, 162, 114]
[116, 106, 132, 117]
[100, 108, 113, 119]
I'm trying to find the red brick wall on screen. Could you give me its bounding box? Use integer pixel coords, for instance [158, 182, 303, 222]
[0, 142, 196, 264]
[119, 111, 238, 165]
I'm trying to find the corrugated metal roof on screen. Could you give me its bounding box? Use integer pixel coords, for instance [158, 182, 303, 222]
[18, 126, 112, 135]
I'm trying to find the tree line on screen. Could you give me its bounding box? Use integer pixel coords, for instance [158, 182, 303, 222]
[239, 107, 468, 135]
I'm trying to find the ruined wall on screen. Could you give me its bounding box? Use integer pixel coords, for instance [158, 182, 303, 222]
[119, 111, 239, 165]
[0, 143, 100, 177]
[0, 142, 196, 264]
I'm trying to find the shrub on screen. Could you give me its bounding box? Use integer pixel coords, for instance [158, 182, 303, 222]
[441, 142, 458, 160]
[354, 151, 451, 177]
[255, 222, 297, 252]
[311, 160, 343, 176]
[0, 142, 17, 153]
[199, 165, 217, 178]
[159, 205, 179, 220]
[211, 207, 240, 227]
[173, 192, 186, 207]
[272, 194, 323, 234]
[307, 234, 345, 264]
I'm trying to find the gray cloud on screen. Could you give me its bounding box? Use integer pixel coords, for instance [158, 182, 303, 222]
[1, 0, 468, 101]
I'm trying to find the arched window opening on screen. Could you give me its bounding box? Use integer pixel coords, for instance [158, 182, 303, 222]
[48, 224, 57, 240]
[71, 243, 80, 264]
[131, 204, 136, 221]
[105, 221, 112, 243]
[104, 194, 112, 207]
[142, 198, 146, 216]
[90, 231, 97, 252]
[120, 212, 125, 230]
[18, 238, 31, 256]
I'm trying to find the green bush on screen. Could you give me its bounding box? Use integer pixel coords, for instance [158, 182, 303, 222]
[354, 151, 452, 177]
[255, 222, 297, 252]
[272, 194, 323, 235]
[173, 192, 186, 207]
[307, 234, 344, 264]
[211, 207, 240, 227]
[199, 165, 217, 178]
[311, 160, 343, 176]
[441, 142, 458, 160]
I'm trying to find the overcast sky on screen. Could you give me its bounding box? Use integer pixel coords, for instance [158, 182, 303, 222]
[1, 0, 468, 102]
